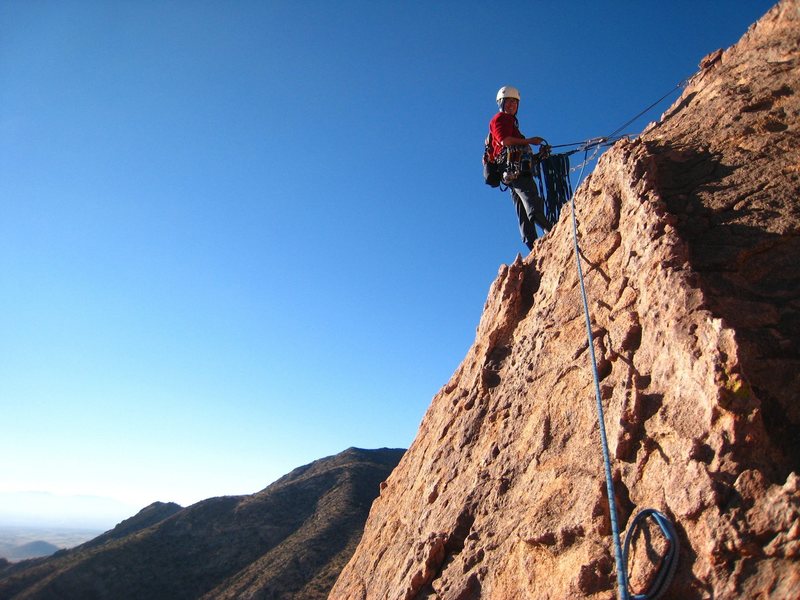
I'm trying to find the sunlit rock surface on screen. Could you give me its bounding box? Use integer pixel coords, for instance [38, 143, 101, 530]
[331, 2, 800, 598]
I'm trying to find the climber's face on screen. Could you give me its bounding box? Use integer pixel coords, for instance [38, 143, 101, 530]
[503, 98, 519, 115]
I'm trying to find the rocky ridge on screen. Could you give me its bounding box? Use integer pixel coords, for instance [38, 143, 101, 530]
[0, 447, 403, 600]
[331, 2, 799, 598]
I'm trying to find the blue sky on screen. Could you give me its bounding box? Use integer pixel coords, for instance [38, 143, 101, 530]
[1, 1, 775, 526]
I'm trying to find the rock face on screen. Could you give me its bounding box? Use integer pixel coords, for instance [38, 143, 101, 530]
[331, 3, 799, 599]
[0, 447, 403, 600]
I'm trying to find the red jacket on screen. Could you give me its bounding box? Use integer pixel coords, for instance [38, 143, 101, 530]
[488, 111, 523, 161]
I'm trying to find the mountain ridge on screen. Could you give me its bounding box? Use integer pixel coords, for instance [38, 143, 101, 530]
[0, 447, 404, 599]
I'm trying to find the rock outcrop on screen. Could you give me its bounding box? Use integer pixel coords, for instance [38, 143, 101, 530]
[331, 2, 799, 598]
[0, 447, 403, 600]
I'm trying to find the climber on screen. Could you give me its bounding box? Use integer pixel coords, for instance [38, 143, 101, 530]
[488, 85, 552, 250]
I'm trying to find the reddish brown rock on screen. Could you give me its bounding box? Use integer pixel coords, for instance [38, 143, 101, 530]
[331, 2, 800, 598]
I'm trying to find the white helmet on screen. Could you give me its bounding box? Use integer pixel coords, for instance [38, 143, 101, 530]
[496, 85, 521, 106]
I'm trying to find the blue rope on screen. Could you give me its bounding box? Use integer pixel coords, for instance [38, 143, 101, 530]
[543, 78, 688, 598]
[567, 149, 679, 600]
[569, 150, 629, 600]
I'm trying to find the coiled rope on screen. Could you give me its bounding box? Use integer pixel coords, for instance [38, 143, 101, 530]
[623, 509, 680, 600]
[533, 151, 573, 225]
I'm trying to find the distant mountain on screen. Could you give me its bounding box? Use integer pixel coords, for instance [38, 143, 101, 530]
[0, 447, 404, 599]
[0, 541, 60, 562]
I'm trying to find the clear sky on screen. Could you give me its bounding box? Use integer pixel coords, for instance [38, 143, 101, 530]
[1, 1, 775, 527]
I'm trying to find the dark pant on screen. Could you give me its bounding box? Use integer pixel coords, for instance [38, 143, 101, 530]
[509, 176, 550, 250]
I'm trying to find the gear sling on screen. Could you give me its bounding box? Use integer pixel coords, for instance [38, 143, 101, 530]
[483, 134, 572, 228]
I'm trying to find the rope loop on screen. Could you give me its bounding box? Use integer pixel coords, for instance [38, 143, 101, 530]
[622, 509, 680, 600]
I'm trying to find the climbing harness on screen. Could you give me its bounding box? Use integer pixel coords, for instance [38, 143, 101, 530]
[485, 135, 620, 223]
[501, 145, 539, 185]
[484, 141, 575, 226]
